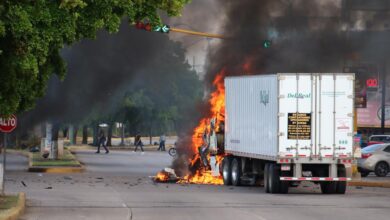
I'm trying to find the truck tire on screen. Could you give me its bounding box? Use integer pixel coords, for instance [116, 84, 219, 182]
[279, 171, 289, 194]
[222, 157, 233, 185]
[269, 163, 280, 194]
[320, 181, 337, 194]
[231, 157, 242, 186]
[374, 162, 389, 177]
[264, 163, 270, 193]
[336, 166, 347, 194]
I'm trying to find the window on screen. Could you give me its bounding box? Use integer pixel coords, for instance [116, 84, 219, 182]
[370, 136, 390, 142]
[384, 146, 390, 153]
[363, 144, 385, 153]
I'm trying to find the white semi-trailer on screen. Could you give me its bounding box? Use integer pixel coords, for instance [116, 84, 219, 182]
[221, 73, 355, 194]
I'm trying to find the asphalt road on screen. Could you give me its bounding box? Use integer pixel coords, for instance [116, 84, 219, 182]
[4, 150, 390, 220]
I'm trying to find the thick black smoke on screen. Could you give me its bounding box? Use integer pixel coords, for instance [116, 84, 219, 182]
[173, 0, 390, 176]
[20, 21, 191, 129]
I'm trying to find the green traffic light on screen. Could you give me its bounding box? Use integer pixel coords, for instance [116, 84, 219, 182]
[161, 25, 170, 33]
[153, 26, 162, 32]
[152, 24, 170, 33]
[263, 40, 272, 48]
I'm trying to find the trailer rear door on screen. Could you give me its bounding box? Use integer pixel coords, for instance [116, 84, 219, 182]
[278, 73, 354, 159]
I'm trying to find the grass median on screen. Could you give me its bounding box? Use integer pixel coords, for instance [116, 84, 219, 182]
[0, 193, 25, 220]
[31, 149, 81, 167]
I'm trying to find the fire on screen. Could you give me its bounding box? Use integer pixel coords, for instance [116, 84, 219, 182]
[153, 69, 227, 185]
[179, 170, 223, 185]
[155, 171, 170, 182]
[184, 70, 226, 185]
[191, 69, 226, 153]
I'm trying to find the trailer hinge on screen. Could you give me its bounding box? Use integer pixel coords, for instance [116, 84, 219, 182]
[278, 132, 285, 136]
[300, 146, 311, 150]
[278, 95, 285, 99]
[278, 113, 285, 117]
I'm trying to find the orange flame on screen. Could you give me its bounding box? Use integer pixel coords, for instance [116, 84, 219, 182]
[191, 69, 226, 153]
[178, 170, 223, 185]
[154, 171, 170, 182]
[184, 69, 226, 185]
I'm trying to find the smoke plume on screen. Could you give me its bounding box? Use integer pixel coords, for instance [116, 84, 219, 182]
[173, 0, 390, 175]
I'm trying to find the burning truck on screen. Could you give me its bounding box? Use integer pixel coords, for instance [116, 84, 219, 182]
[157, 72, 355, 194]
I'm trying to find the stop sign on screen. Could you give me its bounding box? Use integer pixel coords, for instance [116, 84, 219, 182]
[0, 115, 17, 133]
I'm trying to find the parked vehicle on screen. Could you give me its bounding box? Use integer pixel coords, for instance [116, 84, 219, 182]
[367, 135, 390, 146]
[219, 73, 354, 194]
[358, 144, 390, 177]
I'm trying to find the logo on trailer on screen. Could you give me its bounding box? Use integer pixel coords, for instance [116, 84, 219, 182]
[287, 93, 311, 99]
[260, 90, 269, 106]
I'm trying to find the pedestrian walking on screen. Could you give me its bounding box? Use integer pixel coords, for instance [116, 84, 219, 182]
[96, 130, 109, 154]
[134, 133, 144, 153]
[157, 134, 166, 151]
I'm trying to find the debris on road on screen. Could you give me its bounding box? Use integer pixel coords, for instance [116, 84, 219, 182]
[153, 168, 180, 183]
[64, 176, 73, 180]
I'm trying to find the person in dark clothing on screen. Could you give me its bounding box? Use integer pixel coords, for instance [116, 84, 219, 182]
[96, 130, 109, 154]
[157, 134, 166, 151]
[134, 134, 144, 152]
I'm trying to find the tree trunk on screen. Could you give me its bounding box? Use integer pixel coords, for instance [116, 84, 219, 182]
[92, 124, 99, 146]
[62, 127, 68, 139]
[72, 125, 79, 145]
[51, 123, 60, 160]
[149, 125, 152, 145]
[82, 125, 88, 144]
[69, 125, 74, 144]
[120, 123, 125, 146]
[107, 123, 113, 146]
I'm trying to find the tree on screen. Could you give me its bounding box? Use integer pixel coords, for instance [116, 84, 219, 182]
[0, 0, 190, 115]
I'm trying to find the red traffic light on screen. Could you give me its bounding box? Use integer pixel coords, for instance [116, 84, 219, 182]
[135, 21, 145, 29]
[144, 23, 152, 31]
[135, 22, 152, 32]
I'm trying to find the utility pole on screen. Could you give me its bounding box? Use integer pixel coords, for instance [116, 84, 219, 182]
[381, 63, 387, 134]
[1, 133, 6, 195]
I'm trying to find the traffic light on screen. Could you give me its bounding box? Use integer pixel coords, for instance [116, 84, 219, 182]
[263, 40, 272, 48]
[153, 24, 170, 33]
[135, 21, 145, 30]
[135, 22, 170, 34]
[134, 21, 152, 31]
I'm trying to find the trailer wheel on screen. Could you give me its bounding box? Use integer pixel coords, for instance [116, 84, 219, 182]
[269, 163, 280, 194]
[264, 163, 270, 193]
[222, 156, 232, 185]
[231, 158, 242, 186]
[336, 166, 347, 194]
[279, 171, 289, 194]
[320, 181, 337, 194]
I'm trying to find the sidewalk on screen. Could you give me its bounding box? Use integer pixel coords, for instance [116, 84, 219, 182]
[68, 144, 174, 152]
[349, 175, 390, 188]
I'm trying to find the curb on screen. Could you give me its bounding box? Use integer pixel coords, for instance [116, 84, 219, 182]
[348, 181, 390, 188]
[28, 152, 85, 174]
[68, 145, 174, 152]
[28, 165, 85, 173]
[0, 192, 26, 220]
